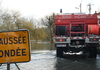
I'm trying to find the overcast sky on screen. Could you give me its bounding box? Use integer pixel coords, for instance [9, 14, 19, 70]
[1, 0, 100, 19]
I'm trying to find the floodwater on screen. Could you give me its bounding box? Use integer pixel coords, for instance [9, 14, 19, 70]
[0, 41, 100, 70]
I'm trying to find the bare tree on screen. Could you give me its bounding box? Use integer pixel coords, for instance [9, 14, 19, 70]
[10, 11, 22, 29]
[0, 4, 47, 40]
[41, 13, 55, 42]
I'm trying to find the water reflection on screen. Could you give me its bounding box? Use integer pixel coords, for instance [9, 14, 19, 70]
[31, 41, 55, 50]
[55, 56, 100, 70]
[31, 41, 100, 70]
[0, 42, 100, 70]
[96, 55, 100, 69]
[0, 50, 100, 70]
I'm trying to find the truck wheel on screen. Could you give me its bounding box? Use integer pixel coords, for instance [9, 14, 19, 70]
[90, 47, 97, 58]
[85, 47, 97, 58]
[87, 47, 97, 58]
[85, 52, 90, 58]
[56, 47, 63, 58]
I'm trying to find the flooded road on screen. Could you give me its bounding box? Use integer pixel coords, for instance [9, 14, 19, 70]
[0, 42, 100, 70]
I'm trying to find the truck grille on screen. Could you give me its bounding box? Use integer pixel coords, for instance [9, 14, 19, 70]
[71, 40, 85, 45]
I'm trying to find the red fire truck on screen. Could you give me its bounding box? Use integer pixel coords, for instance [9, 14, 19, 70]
[54, 13, 100, 58]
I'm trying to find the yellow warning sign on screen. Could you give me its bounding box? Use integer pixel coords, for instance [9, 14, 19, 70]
[0, 30, 30, 64]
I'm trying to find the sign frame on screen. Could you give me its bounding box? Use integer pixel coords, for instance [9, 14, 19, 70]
[0, 29, 31, 64]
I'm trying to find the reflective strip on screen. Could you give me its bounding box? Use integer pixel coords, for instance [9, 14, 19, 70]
[87, 36, 100, 39]
[54, 37, 68, 39]
[54, 36, 100, 39]
[71, 37, 85, 39]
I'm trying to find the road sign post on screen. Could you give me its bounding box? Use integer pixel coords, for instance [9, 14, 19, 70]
[7, 63, 10, 70]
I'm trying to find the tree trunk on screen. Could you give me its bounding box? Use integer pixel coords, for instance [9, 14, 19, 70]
[49, 27, 53, 43]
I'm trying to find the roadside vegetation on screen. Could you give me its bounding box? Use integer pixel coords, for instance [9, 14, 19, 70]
[0, 5, 54, 42]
